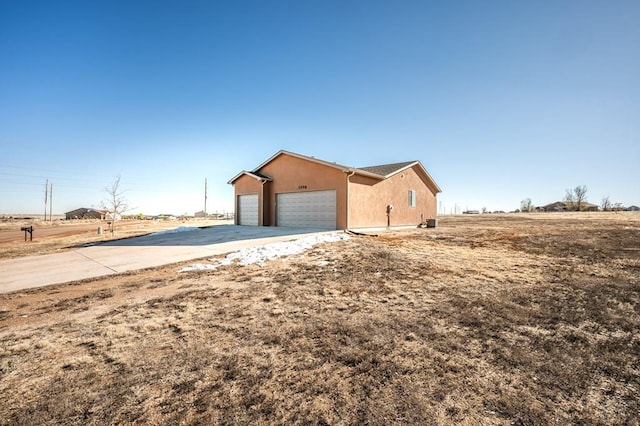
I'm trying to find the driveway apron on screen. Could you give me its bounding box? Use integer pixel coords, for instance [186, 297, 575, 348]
[0, 225, 334, 293]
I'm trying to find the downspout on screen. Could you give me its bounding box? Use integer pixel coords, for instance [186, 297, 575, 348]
[345, 170, 355, 230]
[260, 179, 268, 226]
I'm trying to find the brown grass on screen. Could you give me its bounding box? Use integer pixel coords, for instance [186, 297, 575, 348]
[1, 213, 639, 425]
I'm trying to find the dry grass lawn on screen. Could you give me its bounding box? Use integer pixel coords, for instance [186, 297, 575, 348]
[1, 213, 639, 425]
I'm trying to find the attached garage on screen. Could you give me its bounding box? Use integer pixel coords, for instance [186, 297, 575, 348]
[237, 194, 259, 226]
[228, 150, 441, 230]
[276, 190, 336, 228]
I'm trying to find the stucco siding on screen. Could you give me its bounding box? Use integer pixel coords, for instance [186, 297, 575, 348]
[349, 165, 437, 228]
[230, 151, 440, 230]
[258, 154, 348, 229]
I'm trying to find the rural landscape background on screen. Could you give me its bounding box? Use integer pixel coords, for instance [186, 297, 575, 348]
[1, 1, 639, 424]
[1, 1, 638, 215]
[1, 212, 639, 424]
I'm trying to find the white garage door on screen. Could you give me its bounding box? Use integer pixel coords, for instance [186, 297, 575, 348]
[276, 190, 336, 229]
[238, 194, 258, 226]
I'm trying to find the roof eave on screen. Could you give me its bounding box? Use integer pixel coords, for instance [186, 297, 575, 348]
[351, 168, 385, 179]
[253, 150, 354, 174]
[227, 171, 273, 185]
[380, 161, 419, 179]
[366, 161, 441, 193]
[387, 161, 442, 193]
[231, 150, 442, 193]
[416, 162, 442, 193]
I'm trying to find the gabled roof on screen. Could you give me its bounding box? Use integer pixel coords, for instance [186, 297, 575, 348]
[227, 170, 273, 185]
[228, 150, 441, 192]
[359, 160, 442, 192]
[358, 161, 417, 178]
[228, 150, 365, 184]
[251, 150, 362, 175]
[65, 207, 108, 215]
[542, 201, 567, 210]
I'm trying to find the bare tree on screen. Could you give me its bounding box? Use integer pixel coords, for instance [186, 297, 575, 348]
[573, 185, 588, 211]
[601, 196, 611, 212]
[520, 198, 534, 213]
[564, 185, 588, 211]
[102, 175, 130, 234]
[564, 189, 576, 210]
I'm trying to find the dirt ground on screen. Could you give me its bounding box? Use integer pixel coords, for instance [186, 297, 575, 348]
[1, 213, 639, 425]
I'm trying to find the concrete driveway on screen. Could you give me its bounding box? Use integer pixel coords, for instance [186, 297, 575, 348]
[0, 225, 335, 293]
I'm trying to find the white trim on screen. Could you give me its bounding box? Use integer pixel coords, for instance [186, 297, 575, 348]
[408, 189, 417, 208]
[227, 171, 272, 185]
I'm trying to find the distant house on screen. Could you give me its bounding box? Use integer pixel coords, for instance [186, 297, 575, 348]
[194, 210, 208, 218]
[579, 202, 599, 212]
[541, 201, 599, 212]
[627, 205, 640, 211]
[541, 202, 568, 212]
[65, 208, 108, 220]
[228, 150, 441, 229]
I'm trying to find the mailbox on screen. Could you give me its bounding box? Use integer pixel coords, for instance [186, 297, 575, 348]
[20, 226, 33, 241]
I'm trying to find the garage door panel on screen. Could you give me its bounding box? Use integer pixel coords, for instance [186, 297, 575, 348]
[276, 190, 336, 229]
[238, 194, 258, 226]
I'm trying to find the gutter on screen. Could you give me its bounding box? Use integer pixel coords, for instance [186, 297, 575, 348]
[345, 170, 355, 230]
[260, 178, 268, 226]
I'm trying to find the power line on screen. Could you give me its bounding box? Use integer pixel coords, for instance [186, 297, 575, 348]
[0, 163, 159, 186]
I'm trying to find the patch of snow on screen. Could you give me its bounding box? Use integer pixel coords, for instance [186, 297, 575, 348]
[178, 263, 217, 271]
[179, 232, 349, 272]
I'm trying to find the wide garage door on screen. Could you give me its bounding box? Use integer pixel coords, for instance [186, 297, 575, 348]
[238, 194, 258, 226]
[276, 190, 336, 229]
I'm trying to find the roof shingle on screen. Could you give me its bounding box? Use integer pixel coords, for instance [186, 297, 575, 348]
[357, 161, 416, 177]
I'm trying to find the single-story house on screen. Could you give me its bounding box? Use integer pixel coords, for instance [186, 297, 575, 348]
[541, 201, 599, 212]
[541, 201, 568, 212]
[65, 208, 108, 220]
[228, 150, 441, 230]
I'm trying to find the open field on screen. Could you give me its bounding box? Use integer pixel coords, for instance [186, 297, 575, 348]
[1, 213, 639, 425]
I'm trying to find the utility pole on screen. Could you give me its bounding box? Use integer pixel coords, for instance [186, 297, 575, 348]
[49, 183, 53, 221]
[204, 177, 208, 216]
[44, 179, 49, 221]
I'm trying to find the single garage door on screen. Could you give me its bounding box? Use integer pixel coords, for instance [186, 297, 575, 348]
[276, 190, 336, 229]
[238, 194, 259, 226]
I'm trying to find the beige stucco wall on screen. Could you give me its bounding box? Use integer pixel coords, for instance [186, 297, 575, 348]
[258, 154, 348, 229]
[348, 165, 437, 228]
[231, 153, 439, 229]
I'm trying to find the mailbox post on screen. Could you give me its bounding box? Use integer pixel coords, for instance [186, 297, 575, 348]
[20, 226, 33, 241]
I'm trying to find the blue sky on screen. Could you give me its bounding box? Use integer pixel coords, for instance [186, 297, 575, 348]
[1, 0, 638, 215]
